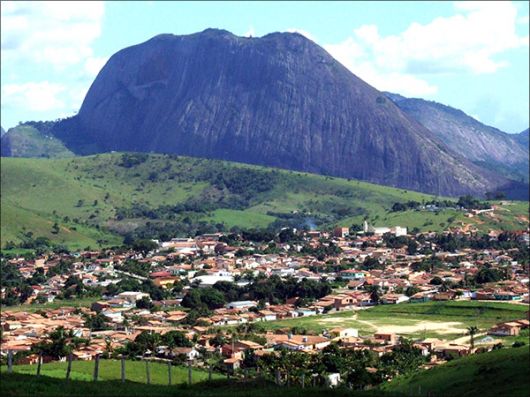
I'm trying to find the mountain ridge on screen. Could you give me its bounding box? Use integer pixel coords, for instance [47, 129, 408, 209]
[50, 28, 508, 197]
[384, 92, 529, 184]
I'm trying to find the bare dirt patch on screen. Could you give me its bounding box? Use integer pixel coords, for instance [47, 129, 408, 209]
[353, 319, 466, 335]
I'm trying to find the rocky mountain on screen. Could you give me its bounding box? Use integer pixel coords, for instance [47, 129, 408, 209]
[53, 29, 510, 197]
[385, 93, 529, 183]
[1, 126, 5, 137]
[514, 128, 529, 149]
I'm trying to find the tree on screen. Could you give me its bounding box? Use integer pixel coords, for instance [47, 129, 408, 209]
[361, 256, 382, 270]
[430, 276, 443, 285]
[51, 222, 60, 234]
[242, 348, 258, 369]
[84, 313, 111, 331]
[162, 331, 192, 348]
[407, 240, 418, 255]
[379, 338, 427, 378]
[467, 326, 479, 349]
[132, 239, 158, 256]
[32, 327, 71, 360]
[136, 296, 154, 310]
[366, 285, 382, 304]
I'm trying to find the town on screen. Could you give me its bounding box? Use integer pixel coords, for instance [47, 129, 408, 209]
[1, 220, 528, 388]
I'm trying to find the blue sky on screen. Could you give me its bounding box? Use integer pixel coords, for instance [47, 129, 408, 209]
[1, 1, 529, 133]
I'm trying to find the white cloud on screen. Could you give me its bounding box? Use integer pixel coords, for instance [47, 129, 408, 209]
[323, 1, 528, 95]
[1, 1, 105, 70]
[286, 28, 317, 42]
[1, 2, 105, 120]
[1, 82, 66, 112]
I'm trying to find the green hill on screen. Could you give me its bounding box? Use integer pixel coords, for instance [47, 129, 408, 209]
[0, 125, 74, 158]
[381, 345, 530, 397]
[1, 153, 528, 250]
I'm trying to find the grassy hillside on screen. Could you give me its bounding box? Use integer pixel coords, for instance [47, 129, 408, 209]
[1, 153, 528, 249]
[0, 125, 74, 158]
[381, 345, 530, 397]
[227, 301, 528, 340]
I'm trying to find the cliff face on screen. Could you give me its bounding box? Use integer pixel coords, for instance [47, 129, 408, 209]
[515, 129, 529, 149]
[66, 29, 504, 196]
[386, 93, 529, 182]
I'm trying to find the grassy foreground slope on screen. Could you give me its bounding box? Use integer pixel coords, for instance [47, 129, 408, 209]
[0, 374, 390, 397]
[1, 359, 222, 384]
[1, 153, 528, 249]
[1, 348, 528, 397]
[381, 345, 530, 397]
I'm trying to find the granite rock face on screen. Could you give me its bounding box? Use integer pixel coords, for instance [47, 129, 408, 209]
[514, 129, 529, 149]
[386, 93, 529, 182]
[68, 29, 505, 196]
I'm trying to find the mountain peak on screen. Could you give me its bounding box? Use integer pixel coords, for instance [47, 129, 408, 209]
[55, 30, 509, 197]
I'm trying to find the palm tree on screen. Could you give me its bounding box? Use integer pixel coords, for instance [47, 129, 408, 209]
[467, 326, 479, 349]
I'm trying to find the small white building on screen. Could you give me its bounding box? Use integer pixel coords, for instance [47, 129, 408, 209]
[225, 300, 257, 309]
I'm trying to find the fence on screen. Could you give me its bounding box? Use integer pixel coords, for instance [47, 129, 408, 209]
[4, 350, 440, 396]
[5, 350, 216, 386]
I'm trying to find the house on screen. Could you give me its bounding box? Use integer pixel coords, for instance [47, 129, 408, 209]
[225, 300, 257, 310]
[100, 309, 123, 323]
[432, 291, 456, 301]
[153, 277, 178, 289]
[409, 292, 432, 303]
[90, 301, 110, 312]
[488, 322, 521, 336]
[493, 291, 522, 301]
[434, 343, 470, 358]
[258, 310, 277, 322]
[116, 291, 150, 303]
[274, 335, 330, 351]
[339, 270, 366, 280]
[193, 275, 234, 288]
[373, 332, 398, 345]
[223, 357, 241, 372]
[333, 227, 350, 238]
[170, 347, 200, 361]
[329, 328, 359, 338]
[222, 340, 263, 357]
[333, 295, 357, 311]
[381, 294, 409, 305]
[347, 280, 365, 290]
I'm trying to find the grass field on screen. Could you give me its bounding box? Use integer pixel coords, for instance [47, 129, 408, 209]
[250, 301, 529, 341]
[1, 359, 223, 385]
[0, 297, 97, 313]
[2, 153, 528, 250]
[381, 345, 530, 397]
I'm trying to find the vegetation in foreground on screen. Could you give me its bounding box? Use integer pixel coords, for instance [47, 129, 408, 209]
[2, 346, 528, 397]
[0, 373, 391, 397]
[2, 153, 527, 250]
[381, 345, 530, 397]
[0, 359, 221, 384]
